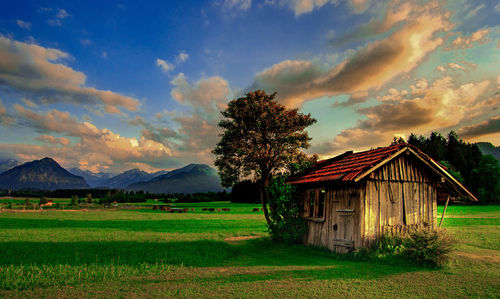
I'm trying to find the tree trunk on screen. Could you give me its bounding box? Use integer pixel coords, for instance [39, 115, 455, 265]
[259, 176, 272, 226]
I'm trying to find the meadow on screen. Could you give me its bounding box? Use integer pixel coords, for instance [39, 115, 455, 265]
[0, 201, 498, 298]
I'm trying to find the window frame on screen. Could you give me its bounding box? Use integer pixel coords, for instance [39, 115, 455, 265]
[304, 188, 327, 222]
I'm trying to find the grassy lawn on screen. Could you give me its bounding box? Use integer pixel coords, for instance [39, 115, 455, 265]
[0, 203, 498, 297]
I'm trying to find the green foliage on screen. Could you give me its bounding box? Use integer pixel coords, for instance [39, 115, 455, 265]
[471, 155, 500, 204]
[267, 176, 307, 244]
[402, 229, 453, 268]
[213, 90, 316, 188]
[439, 160, 463, 183]
[372, 233, 404, 256]
[406, 131, 496, 202]
[70, 195, 78, 206]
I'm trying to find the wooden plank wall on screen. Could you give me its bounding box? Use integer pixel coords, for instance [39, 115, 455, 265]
[304, 185, 363, 253]
[362, 155, 438, 247]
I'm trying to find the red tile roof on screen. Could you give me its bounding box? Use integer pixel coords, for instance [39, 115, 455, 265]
[287, 143, 477, 201]
[288, 143, 414, 184]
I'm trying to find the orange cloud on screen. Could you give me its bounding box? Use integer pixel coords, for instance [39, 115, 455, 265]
[0, 36, 140, 112]
[250, 1, 451, 107]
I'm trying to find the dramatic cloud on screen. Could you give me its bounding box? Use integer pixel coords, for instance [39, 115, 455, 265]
[458, 115, 500, 139]
[312, 75, 494, 156]
[16, 20, 32, 30]
[0, 36, 140, 112]
[169, 74, 231, 162]
[11, 105, 173, 172]
[250, 1, 451, 107]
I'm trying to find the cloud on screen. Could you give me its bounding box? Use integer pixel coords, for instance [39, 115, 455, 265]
[36, 135, 71, 146]
[0, 36, 140, 112]
[176, 51, 189, 63]
[0, 99, 14, 125]
[157, 51, 189, 73]
[80, 39, 92, 46]
[464, 4, 485, 19]
[222, 0, 252, 11]
[445, 29, 490, 50]
[458, 115, 500, 139]
[348, 0, 370, 13]
[250, 1, 451, 107]
[156, 58, 174, 72]
[11, 105, 174, 172]
[170, 73, 230, 114]
[47, 8, 71, 27]
[22, 98, 38, 108]
[128, 74, 232, 165]
[16, 20, 32, 30]
[312, 75, 494, 156]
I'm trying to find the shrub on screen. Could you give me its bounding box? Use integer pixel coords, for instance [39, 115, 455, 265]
[402, 229, 453, 268]
[86, 193, 93, 204]
[372, 233, 404, 256]
[70, 195, 78, 206]
[267, 176, 307, 244]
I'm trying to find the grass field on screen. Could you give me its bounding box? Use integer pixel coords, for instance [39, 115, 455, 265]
[0, 202, 498, 298]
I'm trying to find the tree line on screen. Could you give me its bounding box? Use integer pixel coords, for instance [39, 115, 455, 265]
[395, 131, 500, 204]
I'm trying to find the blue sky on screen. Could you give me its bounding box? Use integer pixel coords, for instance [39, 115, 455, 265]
[0, 0, 499, 173]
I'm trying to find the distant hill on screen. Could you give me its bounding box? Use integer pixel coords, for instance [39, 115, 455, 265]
[127, 164, 224, 194]
[0, 157, 89, 190]
[0, 159, 21, 174]
[68, 168, 116, 187]
[98, 169, 168, 189]
[476, 142, 500, 165]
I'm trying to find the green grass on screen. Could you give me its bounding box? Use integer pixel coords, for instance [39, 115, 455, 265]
[0, 203, 499, 297]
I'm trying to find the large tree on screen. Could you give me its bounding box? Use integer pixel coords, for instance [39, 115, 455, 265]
[213, 90, 316, 225]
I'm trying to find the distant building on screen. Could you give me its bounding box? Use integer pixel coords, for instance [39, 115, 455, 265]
[287, 143, 476, 252]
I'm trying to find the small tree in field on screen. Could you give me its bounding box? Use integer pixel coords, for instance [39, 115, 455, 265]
[213, 90, 316, 225]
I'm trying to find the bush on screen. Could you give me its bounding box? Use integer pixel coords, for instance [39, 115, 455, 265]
[372, 233, 404, 256]
[267, 176, 307, 244]
[70, 195, 78, 206]
[402, 229, 453, 268]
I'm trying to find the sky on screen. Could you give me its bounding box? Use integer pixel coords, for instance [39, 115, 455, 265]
[0, 0, 499, 173]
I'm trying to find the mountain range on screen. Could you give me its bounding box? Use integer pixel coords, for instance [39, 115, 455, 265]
[0, 157, 89, 190]
[96, 168, 169, 189]
[127, 164, 224, 194]
[0, 157, 223, 193]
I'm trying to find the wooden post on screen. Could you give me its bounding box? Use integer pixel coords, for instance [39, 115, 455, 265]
[439, 195, 450, 228]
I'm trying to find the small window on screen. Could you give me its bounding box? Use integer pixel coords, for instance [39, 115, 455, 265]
[305, 189, 326, 220]
[308, 190, 315, 218]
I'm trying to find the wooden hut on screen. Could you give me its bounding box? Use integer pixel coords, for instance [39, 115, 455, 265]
[287, 143, 477, 252]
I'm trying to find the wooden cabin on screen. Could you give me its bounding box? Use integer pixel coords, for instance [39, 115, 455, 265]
[287, 143, 477, 252]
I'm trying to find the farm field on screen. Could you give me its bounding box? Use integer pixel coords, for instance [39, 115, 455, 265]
[0, 203, 498, 298]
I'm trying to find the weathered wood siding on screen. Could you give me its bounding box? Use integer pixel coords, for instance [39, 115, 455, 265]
[303, 185, 363, 252]
[362, 155, 438, 247]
